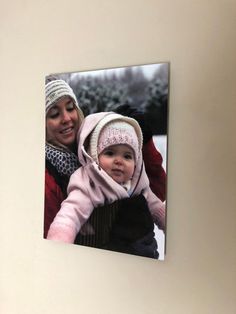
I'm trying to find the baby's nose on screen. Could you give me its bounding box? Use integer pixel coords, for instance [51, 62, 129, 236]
[114, 156, 123, 164]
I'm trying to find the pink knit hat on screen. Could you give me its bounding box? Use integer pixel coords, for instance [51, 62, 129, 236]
[89, 113, 143, 163]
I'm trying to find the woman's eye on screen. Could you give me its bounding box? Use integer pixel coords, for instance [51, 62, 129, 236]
[48, 109, 59, 119]
[66, 102, 75, 111]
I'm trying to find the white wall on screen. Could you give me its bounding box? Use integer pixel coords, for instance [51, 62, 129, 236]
[1, 1, 236, 313]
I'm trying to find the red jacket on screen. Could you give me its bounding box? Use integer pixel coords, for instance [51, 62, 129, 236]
[44, 168, 65, 238]
[143, 138, 166, 202]
[44, 138, 166, 238]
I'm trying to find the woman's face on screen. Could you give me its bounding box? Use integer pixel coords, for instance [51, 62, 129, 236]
[46, 96, 81, 149]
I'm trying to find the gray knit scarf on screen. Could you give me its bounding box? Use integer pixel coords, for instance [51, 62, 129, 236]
[45, 143, 80, 176]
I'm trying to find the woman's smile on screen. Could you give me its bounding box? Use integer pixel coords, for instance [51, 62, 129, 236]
[60, 126, 74, 135]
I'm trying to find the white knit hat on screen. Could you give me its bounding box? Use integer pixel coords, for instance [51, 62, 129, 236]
[89, 113, 143, 163]
[45, 79, 84, 122]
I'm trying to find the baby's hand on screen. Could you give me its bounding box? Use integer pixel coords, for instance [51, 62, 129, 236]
[80, 222, 95, 235]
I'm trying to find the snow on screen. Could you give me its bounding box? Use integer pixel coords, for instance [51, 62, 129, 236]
[153, 135, 167, 261]
[153, 135, 167, 171]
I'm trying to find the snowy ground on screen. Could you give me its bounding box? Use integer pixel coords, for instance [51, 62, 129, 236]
[153, 135, 167, 172]
[153, 135, 167, 260]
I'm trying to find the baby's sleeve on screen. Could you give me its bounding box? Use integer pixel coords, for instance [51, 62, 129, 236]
[47, 169, 94, 243]
[144, 187, 166, 232]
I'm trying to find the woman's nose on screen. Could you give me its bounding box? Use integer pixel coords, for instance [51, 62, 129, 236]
[61, 111, 71, 123]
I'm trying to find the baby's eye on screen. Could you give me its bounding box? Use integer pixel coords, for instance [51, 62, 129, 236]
[104, 150, 114, 156]
[124, 154, 133, 160]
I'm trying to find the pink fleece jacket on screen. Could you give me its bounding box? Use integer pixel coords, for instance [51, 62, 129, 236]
[47, 112, 165, 243]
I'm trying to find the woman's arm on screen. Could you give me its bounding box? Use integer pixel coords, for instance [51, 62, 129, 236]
[44, 169, 65, 238]
[142, 138, 166, 201]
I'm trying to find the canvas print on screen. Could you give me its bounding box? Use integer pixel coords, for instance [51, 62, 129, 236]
[44, 63, 169, 260]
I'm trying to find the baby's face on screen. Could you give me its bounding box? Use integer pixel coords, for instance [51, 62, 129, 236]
[98, 144, 135, 184]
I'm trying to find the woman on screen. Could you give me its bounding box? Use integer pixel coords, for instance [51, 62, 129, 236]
[44, 79, 166, 249]
[44, 79, 84, 237]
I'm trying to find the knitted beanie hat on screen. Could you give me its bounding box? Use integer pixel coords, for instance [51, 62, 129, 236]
[45, 79, 84, 122]
[89, 113, 143, 163]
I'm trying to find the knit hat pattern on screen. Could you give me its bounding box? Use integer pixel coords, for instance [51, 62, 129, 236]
[97, 121, 138, 156]
[89, 113, 143, 163]
[45, 79, 84, 122]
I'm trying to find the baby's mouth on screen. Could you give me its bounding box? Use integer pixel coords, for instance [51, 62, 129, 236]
[112, 169, 123, 175]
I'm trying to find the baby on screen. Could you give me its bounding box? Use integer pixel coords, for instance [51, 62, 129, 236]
[47, 112, 165, 257]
